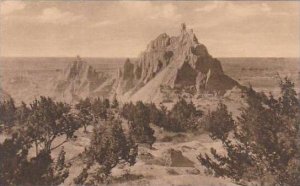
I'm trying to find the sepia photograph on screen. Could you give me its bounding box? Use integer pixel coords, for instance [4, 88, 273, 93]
[0, 1, 299, 185]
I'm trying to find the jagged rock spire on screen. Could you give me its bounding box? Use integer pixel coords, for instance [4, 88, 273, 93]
[76, 55, 82, 62]
[54, 56, 108, 102]
[181, 23, 186, 33]
[117, 23, 240, 103]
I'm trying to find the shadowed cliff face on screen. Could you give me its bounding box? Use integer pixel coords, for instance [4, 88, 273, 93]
[53, 24, 240, 103]
[118, 33, 174, 91]
[117, 23, 239, 102]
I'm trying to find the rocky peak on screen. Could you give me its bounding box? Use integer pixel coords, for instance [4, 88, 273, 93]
[63, 56, 98, 82]
[122, 58, 135, 80]
[54, 56, 108, 102]
[180, 23, 186, 33]
[52, 24, 240, 104]
[117, 23, 240, 103]
[146, 33, 170, 52]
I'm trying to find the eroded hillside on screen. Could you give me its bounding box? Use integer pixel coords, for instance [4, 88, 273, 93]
[54, 24, 240, 104]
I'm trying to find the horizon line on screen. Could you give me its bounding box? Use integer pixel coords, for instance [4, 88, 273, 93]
[1, 56, 299, 59]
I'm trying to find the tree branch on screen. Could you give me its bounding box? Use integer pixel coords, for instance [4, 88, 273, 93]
[50, 139, 68, 151]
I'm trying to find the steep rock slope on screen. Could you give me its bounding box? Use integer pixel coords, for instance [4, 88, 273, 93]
[53, 24, 240, 104]
[54, 56, 112, 102]
[117, 24, 240, 103]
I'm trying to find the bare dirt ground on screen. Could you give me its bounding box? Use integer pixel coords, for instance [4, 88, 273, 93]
[47, 124, 237, 186]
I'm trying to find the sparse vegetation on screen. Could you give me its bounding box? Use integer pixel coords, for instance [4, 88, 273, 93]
[111, 95, 119, 109]
[121, 101, 156, 147]
[198, 78, 300, 186]
[0, 98, 16, 127]
[0, 96, 74, 185]
[25, 96, 80, 154]
[1, 78, 299, 186]
[1, 15, 299, 186]
[0, 132, 70, 185]
[76, 97, 113, 129]
[122, 98, 203, 133]
[74, 117, 138, 184]
[205, 102, 235, 141]
[91, 97, 109, 121]
[75, 98, 93, 132]
[166, 98, 203, 132]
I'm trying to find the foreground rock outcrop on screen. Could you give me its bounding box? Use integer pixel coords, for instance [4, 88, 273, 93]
[117, 23, 240, 103]
[162, 148, 194, 167]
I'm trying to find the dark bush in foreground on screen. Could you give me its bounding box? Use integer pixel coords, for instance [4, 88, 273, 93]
[0, 98, 16, 127]
[148, 99, 203, 132]
[26, 96, 80, 154]
[75, 98, 93, 132]
[166, 98, 203, 132]
[122, 99, 203, 132]
[0, 96, 79, 185]
[121, 101, 156, 146]
[198, 78, 300, 186]
[0, 133, 69, 186]
[74, 118, 138, 184]
[205, 102, 235, 141]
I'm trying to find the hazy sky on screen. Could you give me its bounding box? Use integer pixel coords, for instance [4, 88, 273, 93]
[0, 1, 299, 57]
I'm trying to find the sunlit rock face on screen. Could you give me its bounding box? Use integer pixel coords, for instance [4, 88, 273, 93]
[117, 23, 239, 103]
[54, 56, 109, 102]
[53, 24, 240, 103]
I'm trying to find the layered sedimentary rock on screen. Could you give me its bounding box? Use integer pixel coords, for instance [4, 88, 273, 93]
[54, 24, 240, 103]
[117, 23, 239, 103]
[54, 56, 112, 102]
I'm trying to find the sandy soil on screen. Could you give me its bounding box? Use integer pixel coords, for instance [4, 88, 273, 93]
[39, 124, 237, 186]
